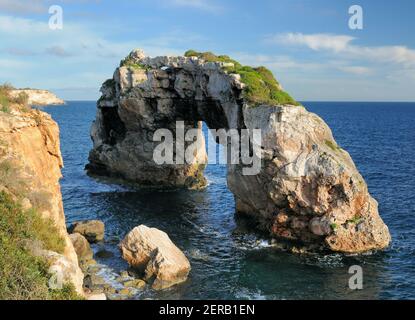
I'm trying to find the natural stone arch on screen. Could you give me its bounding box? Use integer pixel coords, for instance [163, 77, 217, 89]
[87, 49, 391, 254]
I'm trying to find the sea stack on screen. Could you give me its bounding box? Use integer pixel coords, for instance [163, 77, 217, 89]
[87, 49, 391, 254]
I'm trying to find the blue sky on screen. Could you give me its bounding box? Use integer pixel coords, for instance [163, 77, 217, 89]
[1, 0, 415, 101]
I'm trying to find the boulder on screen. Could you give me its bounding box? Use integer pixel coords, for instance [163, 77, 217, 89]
[69, 233, 93, 262]
[119, 225, 191, 290]
[68, 220, 105, 243]
[41, 250, 84, 296]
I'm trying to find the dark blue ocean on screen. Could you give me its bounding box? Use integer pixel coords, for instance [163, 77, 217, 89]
[41, 101, 415, 300]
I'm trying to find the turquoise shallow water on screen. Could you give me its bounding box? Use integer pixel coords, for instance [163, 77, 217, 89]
[42, 101, 415, 300]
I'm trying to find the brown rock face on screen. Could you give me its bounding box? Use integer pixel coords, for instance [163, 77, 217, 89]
[69, 233, 93, 261]
[0, 108, 84, 294]
[120, 225, 191, 290]
[68, 220, 105, 243]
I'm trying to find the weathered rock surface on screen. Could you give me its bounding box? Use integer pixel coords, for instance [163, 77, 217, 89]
[0, 107, 84, 293]
[231, 105, 391, 253]
[40, 250, 84, 295]
[88, 49, 391, 253]
[68, 220, 105, 243]
[69, 233, 93, 262]
[9, 89, 64, 106]
[120, 225, 191, 289]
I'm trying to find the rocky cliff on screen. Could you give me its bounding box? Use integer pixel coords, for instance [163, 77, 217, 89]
[10, 89, 64, 106]
[87, 49, 391, 254]
[0, 105, 83, 295]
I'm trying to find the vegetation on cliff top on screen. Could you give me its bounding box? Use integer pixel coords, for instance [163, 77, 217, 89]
[0, 83, 30, 113]
[119, 56, 149, 71]
[184, 50, 300, 107]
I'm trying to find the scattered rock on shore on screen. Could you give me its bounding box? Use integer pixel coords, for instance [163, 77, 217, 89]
[41, 250, 84, 295]
[120, 225, 191, 290]
[68, 220, 105, 243]
[69, 233, 93, 262]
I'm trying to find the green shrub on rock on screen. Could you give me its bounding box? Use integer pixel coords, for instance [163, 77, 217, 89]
[184, 50, 300, 107]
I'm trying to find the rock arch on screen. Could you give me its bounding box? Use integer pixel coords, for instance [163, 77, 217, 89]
[87, 49, 391, 253]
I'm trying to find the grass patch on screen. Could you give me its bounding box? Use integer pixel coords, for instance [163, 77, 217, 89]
[184, 50, 300, 107]
[120, 56, 150, 71]
[0, 160, 27, 195]
[0, 87, 10, 113]
[330, 223, 338, 231]
[325, 140, 341, 152]
[0, 191, 79, 300]
[0, 160, 27, 194]
[0, 83, 31, 113]
[49, 283, 83, 300]
[347, 215, 363, 225]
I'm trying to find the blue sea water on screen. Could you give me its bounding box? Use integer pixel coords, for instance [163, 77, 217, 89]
[41, 101, 415, 300]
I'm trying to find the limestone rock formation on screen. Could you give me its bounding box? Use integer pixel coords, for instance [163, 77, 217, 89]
[68, 220, 105, 243]
[232, 105, 391, 253]
[120, 225, 191, 290]
[40, 250, 85, 294]
[0, 106, 83, 294]
[69, 233, 93, 262]
[88, 49, 391, 253]
[9, 89, 64, 106]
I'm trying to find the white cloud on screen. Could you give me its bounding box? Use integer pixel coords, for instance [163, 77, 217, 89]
[336, 65, 372, 75]
[272, 33, 355, 52]
[272, 32, 415, 66]
[0, 15, 47, 34]
[0, 0, 46, 15]
[168, 0, 224, 13]
[0, 14, 209, 99]
[233, 53, 325, 71]
[45, 45, 73, 57]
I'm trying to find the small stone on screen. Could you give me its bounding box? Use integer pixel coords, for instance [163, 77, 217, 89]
[117, 288, 133, 296]
[95, 249, 114, 259]
[123, 279, 146, 290]
[83, 274, 106, 289]
[291, 247, 307, 254]
[120, 271, 130, 278]
[103, 285, 116, 294]
[276, 212, 289, 225]
[68, 220, 105, 243]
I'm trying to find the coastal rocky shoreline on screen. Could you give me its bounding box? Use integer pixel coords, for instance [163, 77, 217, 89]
[10, 89, 64, 106]
[0, 48, 392, 300]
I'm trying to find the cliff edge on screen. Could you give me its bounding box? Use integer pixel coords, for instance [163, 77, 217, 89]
[10, 89, 65, 106]
[0, 94, 83, 298]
